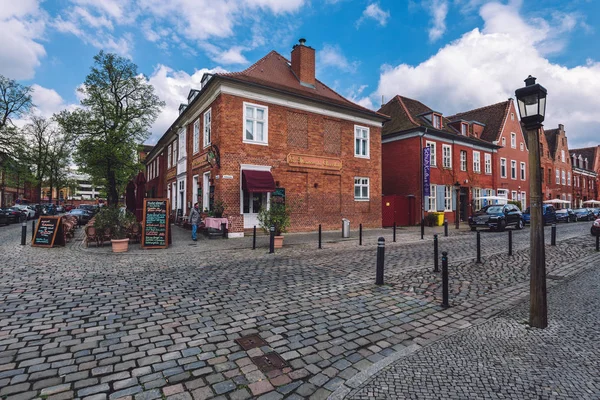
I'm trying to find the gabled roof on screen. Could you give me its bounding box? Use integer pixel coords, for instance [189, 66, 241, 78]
[569, 146, 598, 169]
[544, 128, 559, 158]
[215, 51, 387, 120]
[447, 100, 512, 143]
[378, 95, 455, 135]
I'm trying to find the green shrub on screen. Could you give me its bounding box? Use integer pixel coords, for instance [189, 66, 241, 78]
[257, 203, 291, 236]
[94, 206, 136, 239]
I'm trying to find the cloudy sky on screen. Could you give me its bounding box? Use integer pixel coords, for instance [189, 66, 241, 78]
[2, 0, 599, 147]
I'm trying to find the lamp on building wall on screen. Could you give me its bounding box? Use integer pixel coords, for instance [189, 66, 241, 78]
[454, 181, 461, 229]
[515, 75, 548, 329]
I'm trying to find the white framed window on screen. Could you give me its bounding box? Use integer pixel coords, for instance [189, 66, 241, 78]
[556, 169, 560, 184]
[428, 184, 436, 211]
[583, 179, 586, 189]
[426, 141, 436, 167]
[178, 129, 186, 160]
[567, 171, 571, 186]
[510, 132, 516, 148]
[354, 126, 370, 158]
[591, 180, 595, 190]
[460, 150, 467, 171]
[244, 102, 268, 145]
[561, 150, 565, 163]
[521, 192, 527, 209]
[433, 114, 441, 129]
[155, 159, 159, 178]
[442, 144, 452, 169]
[473, 151, 481, 173]
[473, 188, 481, 211]
[511, 112, 515, 121]
[173, 140, 178, 163]
[511, 160, 517, 179]
[444, 186, 452, 211]
[193, 119, 200, 153]
[167, 144, 172, 168]
[484, 153, 492, 174]
[520, 162, 526, 180]
[520, 142, 524, 151]
[511, 191, 517, 201]
[561, 170, 566, 185]
[203, 108, 212, 148]
[501, 137, 506, 146]
[354, 177, 369, 200]
[461, 123, 468, 136]
[500, 158, 507, 178]
[192, 175, 199, 206]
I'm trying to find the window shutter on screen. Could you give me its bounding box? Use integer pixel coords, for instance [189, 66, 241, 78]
[436, 186, 445, 212]
[424, 195, 429, 211]
[452, 188, 457, 211]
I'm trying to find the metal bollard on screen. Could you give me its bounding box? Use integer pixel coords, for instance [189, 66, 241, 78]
[508, 230, 513, 256]
[433, 234, 439, 272]
[376, 237, 385, 285]
[421, 218, 425, 240]
[252, 226, 256, 250]
[393, 222, 396, 243]
[551, 224, 556, 246]
[596, 234, 599, 252]
[318, 224, 322, 249]
[269, 226, 275, 254]
[359, 223, 363, 246]
[444, 219, 448, 237]
[31, 220, 35, 240]
[441, 251, 449, 308]
[476, 231, 481, 264]
[21, 219, 27, 246]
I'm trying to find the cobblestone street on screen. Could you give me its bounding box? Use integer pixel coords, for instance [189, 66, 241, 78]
[0, 221, 598, 400]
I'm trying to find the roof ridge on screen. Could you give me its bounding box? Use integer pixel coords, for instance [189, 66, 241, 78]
[218, 50, 285, 77]
[395, 96, 420, 127]
[447, 99, 511, 119]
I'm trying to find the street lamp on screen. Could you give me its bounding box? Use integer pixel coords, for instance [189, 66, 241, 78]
[515, 75, 548, 329]
[454, 181, 461, 229]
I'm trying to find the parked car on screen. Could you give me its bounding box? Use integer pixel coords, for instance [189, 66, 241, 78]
[4, 207, 25, 223]
[0, 209, 9, 225]
[522, 204, 557, 225]
[555, 208, 577, 223]
[469, 204, 524, 231]
[69, 209, 93, 225]
[573, 208, 595, 221]
[78, 204, 99, 215]
[592, 219, 600, 236]
[13, 204, 36, 219]
[64, 204, 76, 212]
[56, 205, 64, 213]
[590, 208, 600, 218]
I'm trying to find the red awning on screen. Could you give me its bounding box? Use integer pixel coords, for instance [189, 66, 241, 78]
[242, 170, 276, 193]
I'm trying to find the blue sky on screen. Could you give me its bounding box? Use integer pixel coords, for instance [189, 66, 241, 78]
[2, 0, 599, 147]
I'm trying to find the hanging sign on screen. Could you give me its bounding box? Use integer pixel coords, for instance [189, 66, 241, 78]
[142, 198, 170, 249]
[423, 147, 431, 196]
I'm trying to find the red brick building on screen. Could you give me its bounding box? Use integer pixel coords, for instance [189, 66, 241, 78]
[540, 124, 573, 204]
[379, 96, 499, 225]
[569, 146, 599, 207]
[145, 40, 388, 236]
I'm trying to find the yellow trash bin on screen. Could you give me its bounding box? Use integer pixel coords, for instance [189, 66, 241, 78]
[433, 212, 445, 226]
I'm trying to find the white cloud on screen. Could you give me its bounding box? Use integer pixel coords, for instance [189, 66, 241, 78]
[0, 0, 46, 80]
[427, 0, 449, 42]
[356, 3, 391, 27]
[243, 0, 305, 14]
[146, 65, 228, 143]
[317, 44, 359, 73]
[373, 1, 600, 147]
[201, 45, 249, 65]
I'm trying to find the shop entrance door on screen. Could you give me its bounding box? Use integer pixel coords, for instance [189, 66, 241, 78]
[243, 191, 269, 228]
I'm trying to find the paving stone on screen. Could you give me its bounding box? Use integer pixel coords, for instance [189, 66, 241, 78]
[77, 383, 110, 397]
[248, 380, 275, 396]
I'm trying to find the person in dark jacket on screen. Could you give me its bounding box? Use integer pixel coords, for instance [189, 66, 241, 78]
[188, 203, 201, 241]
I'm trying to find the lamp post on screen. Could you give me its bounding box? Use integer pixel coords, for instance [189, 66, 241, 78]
[515, 75, 548, 329]
[454, 181, 461, 229]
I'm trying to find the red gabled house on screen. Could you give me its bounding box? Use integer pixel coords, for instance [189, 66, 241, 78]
[569, 146, 599, 206]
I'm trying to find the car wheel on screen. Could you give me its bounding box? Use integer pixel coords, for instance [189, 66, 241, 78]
[516, 219, 524, 230]
[498, 220, 506, 232]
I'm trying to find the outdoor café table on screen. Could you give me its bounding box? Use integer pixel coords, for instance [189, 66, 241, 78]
[204, 217, 228, 230]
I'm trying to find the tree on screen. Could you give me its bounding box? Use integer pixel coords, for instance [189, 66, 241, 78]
[45, 127, 74, 204]
[22, 116, 55, 202]
[0, 75, 33, 160]
[56, 51, 164, 205]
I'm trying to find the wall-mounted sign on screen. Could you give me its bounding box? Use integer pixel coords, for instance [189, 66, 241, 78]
[222, 175, 233, 179]
[287, 153, 342, 171]
[206, 145, 221, 168]
[192, 155, 208, 170]
[166, 169, 177, 180]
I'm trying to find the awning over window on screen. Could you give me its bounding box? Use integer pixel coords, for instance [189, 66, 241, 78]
[242, 170, 276, 193]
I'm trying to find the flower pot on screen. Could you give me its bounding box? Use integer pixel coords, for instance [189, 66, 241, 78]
[274, 235, 284, 248]
[111, 238, 129, 253]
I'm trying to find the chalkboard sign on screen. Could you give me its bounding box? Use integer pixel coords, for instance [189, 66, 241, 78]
[142, 198, 169, 249]
[31, 216, 63, 248]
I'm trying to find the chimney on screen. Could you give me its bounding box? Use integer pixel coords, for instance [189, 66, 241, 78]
[291, 38, 315, 88]
[558, 124, 564, 132]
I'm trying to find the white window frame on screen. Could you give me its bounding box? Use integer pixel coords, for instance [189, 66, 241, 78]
[511, 160, 517, 180]
[500, 158, 507, 178]
[567, 171, 571, 186]
[444, 186, 452, 211]
[203, 108, 212, 148]
[521, 192, 527, 210]
[203, 172, 211, 211]
[354, 177, 370, 201]
[520, 142, 524, 151]
[473, 151, 481, 173]
[561, 170, 566, 185]
[243, 102, 268, 145]
[461, 123, 467, 136]
[428, 184, 436, 211]
[192, 175, 199, 206]
[433, 114, 441, 129]
[484, 153, 492, 174]
[510, 132, 516, 148]
[501, 137, 506, 146]
[442, 144, 452, 169]
[511, 191, 517, 201]
[556, 169, 560, 184]
[460, 150, 467, 171]
[426, 141, 437, 167]
[561, 150, 565, 163]
[178, 129, 186, 161]
[520, 162, 526, 181]
[193, 119, 200, 153]
[473, 188, 481, 211]
[167, 144, 172, 168]
[354, 125, 370, 159]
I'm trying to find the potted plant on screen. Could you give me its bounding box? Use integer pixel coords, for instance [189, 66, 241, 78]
[94, 206, 136, 253]
[212, 200, 225, 218]
[425, 213, 437, 227]
[257, 202, 291, 248]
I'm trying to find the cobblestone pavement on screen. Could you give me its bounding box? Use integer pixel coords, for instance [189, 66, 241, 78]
[0, 220, 598, 400]
[348, 256, 600, 399]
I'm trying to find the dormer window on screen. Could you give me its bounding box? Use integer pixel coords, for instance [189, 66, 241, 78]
[432, 114, 442, 129]
[460, 123, 468, 136]
[584, 158, 589, 169]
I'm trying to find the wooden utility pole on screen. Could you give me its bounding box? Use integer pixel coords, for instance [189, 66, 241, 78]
[526, 126, 547, 328]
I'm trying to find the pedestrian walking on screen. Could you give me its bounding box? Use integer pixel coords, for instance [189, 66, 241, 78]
[189, 202, 201, 241]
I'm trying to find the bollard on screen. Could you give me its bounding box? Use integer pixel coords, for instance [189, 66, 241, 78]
[376, 237, 385, 285]
[221, 222, 227, 239]
[508, 230, 513, 256]
[21, 219, 27, 246]
[252, 226, 256, 250]
[31, 220, 35, 240]
[393, 222, 396, 242]
[444, 219, 448, 237]
[551, 224, 556, 246]
[433, 234, 439, 272]
[269, 226, 275, 254]
[441, 251, 449, 308]
[318, 224, 322, 249]
[359, 223, 363, 246]
[421, 218, 425, 240]
[476, 231, 481, 264]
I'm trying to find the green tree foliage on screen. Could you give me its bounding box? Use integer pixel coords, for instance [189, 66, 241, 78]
[56, 51, 164, 205]
[0, 75, 33, 161]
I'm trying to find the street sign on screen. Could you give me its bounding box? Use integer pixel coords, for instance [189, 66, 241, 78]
[423, 147, 431, 196]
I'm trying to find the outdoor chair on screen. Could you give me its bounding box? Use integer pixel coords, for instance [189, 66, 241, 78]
[99, 228, 111, 247]
[128, 223, 141, 244]
[84, 225, 99, 247]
